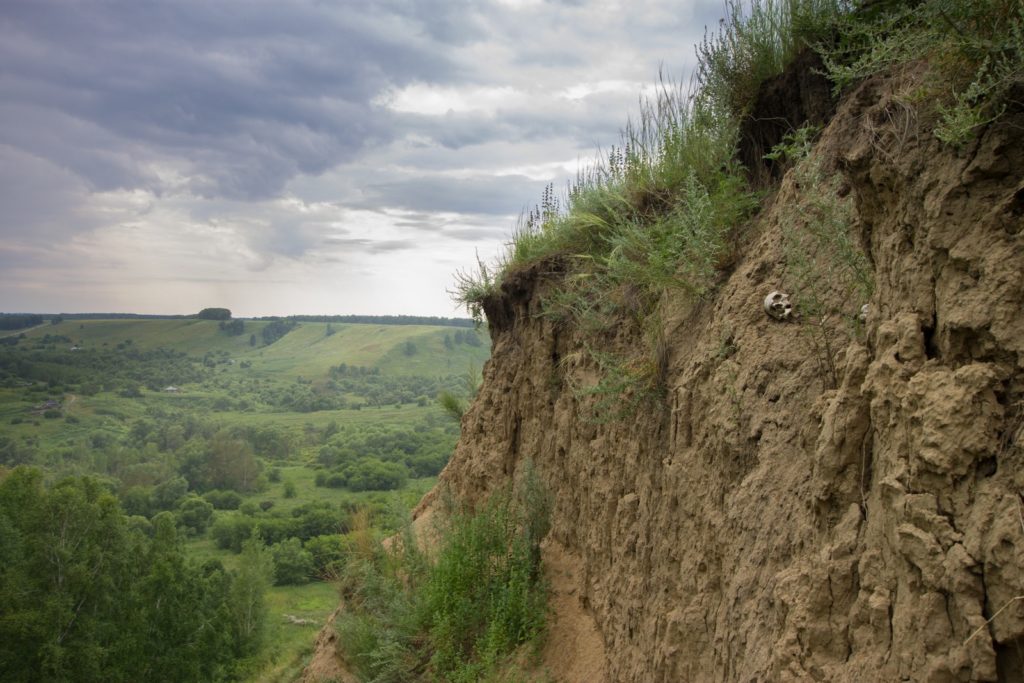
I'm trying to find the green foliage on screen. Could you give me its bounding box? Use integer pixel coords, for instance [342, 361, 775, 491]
[219, 318, 245, 336]
[211, 514, 258, 552]
[0, 467, 261, 681]
[0, 313, 44, 331]
[260, 319, 297, 346]
[305, 534, 348, 577]
[182, 430, 262, 493]
[343, 459, 409, 492]
[270, 537, 315, 585]
[337, 465, 551, 682]
[0, 317, 489, 680]
[197, 308, 232, 321]
[152, 475, 189, 510]
[203, 488, 243, 510]
[211, 501, 348, 553]
[450, 253, 500, 327]
[822, 0, 1024, 146]
[697, 0, 850, 122]
[176, 494, 214, 534]
[229, 530, 274, 661]
[438, 363, 481, 423]
[317, 420, 458, 481]
[438, 390, 467, 422]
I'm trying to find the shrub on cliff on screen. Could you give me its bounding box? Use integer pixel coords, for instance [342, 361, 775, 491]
[336, 465, 551, 681]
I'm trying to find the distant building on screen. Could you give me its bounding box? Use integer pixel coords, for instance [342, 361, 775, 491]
[163, 386, 180, 393]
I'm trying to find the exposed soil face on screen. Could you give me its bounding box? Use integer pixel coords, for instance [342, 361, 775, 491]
[301, 607, 359, 683]
[425, 69, 1024, 682]
[738, 49, 836, 186]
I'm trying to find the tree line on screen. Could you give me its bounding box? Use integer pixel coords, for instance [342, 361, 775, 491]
[0, 314, 44, 330]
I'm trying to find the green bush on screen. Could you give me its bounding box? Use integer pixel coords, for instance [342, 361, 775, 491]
[211, 514, 257, 552]
[305, 534, 348, 577]
[270, 537, 315, 585]
[337, 464, 551, 681]
[821, 0, 1023, 146]
[343, 459, 408, 492]
[176, 495, 214, 534]
[203, 489, 243, 510]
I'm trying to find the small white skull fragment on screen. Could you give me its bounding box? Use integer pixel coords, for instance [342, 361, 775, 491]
[858, 304, 869, 324]
[763, 290, 793, 321]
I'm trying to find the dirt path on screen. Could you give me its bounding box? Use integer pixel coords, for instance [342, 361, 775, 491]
[0, 323, 46, 339]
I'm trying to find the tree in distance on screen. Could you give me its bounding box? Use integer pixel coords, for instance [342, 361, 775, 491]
[196, 308, 232, 321]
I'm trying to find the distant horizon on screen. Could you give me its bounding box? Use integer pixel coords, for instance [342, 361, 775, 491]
[2, 310, 475, 321]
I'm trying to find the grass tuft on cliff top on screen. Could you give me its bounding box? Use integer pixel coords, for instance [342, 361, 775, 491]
[451, 0, 1023, 417]
[452, 0, 851, 319]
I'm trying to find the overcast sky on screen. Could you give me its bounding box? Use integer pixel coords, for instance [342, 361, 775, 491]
[0, 0, 723, 317]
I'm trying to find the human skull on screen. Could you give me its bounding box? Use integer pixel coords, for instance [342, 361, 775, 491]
[763, 290, 793, 321]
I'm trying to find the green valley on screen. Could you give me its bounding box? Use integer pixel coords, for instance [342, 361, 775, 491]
[0, 315, 488, 681]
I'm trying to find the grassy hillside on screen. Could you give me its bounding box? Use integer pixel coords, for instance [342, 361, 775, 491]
[249, 324, 486, 378]
[30, 319, 489, 379]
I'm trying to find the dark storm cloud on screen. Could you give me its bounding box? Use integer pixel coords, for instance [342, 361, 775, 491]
[0, 0, 733, 316]
[0, 0, 465, 202]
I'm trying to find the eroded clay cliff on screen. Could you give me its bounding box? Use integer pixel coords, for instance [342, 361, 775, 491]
[418, 67, 1024, 682]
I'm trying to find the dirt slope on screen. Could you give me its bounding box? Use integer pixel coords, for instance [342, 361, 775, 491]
[424, 69, 1024, 682]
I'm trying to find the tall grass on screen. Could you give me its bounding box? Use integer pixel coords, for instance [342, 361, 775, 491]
[335, 465, 551, 682]
[453, 0, 1021, 411]
[452, 0, 847, 411]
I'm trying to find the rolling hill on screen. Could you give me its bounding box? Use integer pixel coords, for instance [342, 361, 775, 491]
[26, 318, 489, 380]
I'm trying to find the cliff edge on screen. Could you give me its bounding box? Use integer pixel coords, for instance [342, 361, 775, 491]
[419, 68, 1024, 682]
